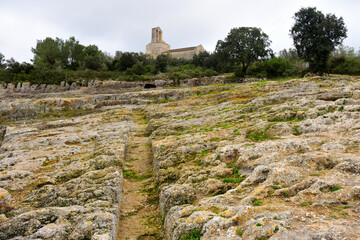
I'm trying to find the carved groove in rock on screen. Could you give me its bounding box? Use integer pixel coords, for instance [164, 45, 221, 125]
[117, 109, 163, 240]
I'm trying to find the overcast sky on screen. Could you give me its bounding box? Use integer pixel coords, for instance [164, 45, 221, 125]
[1, 0, 359, 62]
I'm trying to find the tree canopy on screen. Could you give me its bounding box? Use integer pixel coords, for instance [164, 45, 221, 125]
[31, 37, 108, 71]
[215, 27, 272, 75]
[0, 53, 5, 70]
[290, 7, 347, 74]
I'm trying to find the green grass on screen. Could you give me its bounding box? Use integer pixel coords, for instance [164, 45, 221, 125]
[222, 177, 245, 183]
[123, 169, 150, 180]
[298, 202, 310, 207]
[252, 199, 263, 206]
[292, 125, 303, 136]
[38, 108, 100, 119]
[246, 131, 274, 141]
[125, 158, 139, 162]
[180, 229, 203, 240]
[246, 126, 278, 141]
[330, 185, 342, 192]
[210, 206, 220, 214]
[237, 229, 244, 236]
[199, 150, 209, 155]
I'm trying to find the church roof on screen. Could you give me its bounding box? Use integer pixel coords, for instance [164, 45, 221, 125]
[163, 46, 197, 53]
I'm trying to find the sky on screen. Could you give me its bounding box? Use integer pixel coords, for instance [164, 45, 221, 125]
[1, 0, 360, 62]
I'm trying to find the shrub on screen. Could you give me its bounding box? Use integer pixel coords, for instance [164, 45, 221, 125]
[329, 57, 360, 75]
[248, 57, 297, 78]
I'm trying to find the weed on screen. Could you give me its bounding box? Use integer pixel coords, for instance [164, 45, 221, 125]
[274, 226, 279, 233]
[256, 223, 262, 227]
[272, 186, 281, 190]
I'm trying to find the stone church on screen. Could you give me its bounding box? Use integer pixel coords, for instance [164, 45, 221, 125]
[146, 27, 205, 59]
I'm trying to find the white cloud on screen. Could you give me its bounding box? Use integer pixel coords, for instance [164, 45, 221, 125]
[0, 0, 359, 62]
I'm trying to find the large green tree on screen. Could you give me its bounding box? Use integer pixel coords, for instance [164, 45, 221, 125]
[215, 27, 272, 75]
[83, 45, 104, 70]
[32, 37, 107, 71]
[32, 37, 65, 69]
[290, 7, 347, 74]
[63, 37, 85, 70]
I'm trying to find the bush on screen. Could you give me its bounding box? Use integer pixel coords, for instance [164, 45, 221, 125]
[234, 67, 245, 78]
[329, 56, 360, 75]
[248, 57, 297, 78]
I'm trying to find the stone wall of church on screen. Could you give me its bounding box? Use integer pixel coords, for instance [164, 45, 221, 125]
[146, 42, 170, 58]
[168, 45, 205, 59]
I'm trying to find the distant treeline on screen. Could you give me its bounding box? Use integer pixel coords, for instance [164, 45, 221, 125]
[1, 7, 360, 85]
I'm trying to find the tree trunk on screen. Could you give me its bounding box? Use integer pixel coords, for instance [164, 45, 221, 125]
[242, 63, 248, 75]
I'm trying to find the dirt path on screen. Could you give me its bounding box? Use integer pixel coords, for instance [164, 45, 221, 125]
[117, 110, 163, 240]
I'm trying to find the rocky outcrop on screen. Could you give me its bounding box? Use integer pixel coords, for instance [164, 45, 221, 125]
[0, 109, 131, 239]
[146, 76, 360, 239]
[1, 75, 360, 239]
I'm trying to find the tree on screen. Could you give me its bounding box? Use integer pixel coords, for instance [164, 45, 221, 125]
[290, 7, 347, 74]
[5, 58, 34, 74]
[32, 37, 65, 69]
[83, 45, 104, 70]
[215, 27, 272, 75]
[0, 53, 5, 70]
[32, 37, 68, 70]
[64, 37, 85, 70]
[192, 51, 219, 70]
[278, 48, 299, 62]
[117, 52, 137, 71]
[154, 54, 169, 73]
